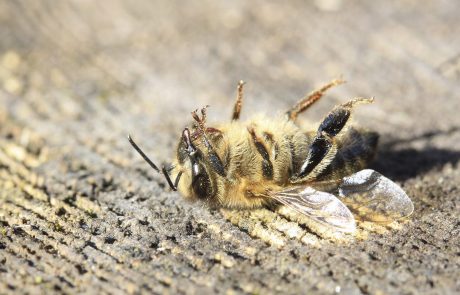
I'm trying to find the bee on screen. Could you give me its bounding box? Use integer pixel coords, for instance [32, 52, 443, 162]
[128, 79, 414, 233]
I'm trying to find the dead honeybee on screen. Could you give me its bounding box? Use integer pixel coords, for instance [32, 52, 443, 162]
[129, 79, 414, 233]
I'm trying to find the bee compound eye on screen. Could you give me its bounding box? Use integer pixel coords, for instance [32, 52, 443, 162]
[192, 174, 212, 200]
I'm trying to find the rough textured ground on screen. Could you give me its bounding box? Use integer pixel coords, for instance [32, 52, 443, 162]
[1, 1, 459, 294]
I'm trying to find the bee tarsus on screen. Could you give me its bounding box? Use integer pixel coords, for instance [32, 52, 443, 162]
[232, 80, 246, 121]
[286, 79, 345, 121]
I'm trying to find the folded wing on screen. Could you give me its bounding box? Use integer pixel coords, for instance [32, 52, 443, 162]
[338, 169, 414, 223]
[269, 186, 356, 233]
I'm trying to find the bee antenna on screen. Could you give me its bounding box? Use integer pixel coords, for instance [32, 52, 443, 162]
[128, 134, 182, 191]
[128, 134, 160, 172]
[161, 166, 179, 191]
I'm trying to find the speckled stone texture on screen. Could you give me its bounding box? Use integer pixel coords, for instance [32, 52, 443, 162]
[0, 1, 459, 294]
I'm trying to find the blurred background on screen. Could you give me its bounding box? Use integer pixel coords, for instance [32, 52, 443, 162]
[1, 1, 459, 294]
[2, 1, 460, 136]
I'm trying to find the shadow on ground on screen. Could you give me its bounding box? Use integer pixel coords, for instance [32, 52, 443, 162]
[372, 127, 460, 181]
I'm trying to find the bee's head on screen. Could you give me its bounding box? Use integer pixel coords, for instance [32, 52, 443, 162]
[175, 128, 216, 202]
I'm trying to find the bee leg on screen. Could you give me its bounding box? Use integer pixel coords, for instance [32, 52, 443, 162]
[291, 132, 338, 182]
[199, 135, 227, 177]
[292, 97, 374, 182]
[206, 146, 226, 177]
[191, 108, 227, 177]
[286, 79, 345, 121]
[248, 126, 274, 180]
[231, 80, 246, 121]
[191, 105, 209, 131]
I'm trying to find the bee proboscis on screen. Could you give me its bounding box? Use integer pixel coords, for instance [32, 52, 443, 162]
[129, 79, 414, 233]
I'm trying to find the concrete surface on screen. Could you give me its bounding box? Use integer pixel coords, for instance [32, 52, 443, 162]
[0, 1, 459, 294]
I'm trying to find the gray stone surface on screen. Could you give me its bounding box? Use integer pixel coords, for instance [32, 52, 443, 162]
[0, 1, 459, 294]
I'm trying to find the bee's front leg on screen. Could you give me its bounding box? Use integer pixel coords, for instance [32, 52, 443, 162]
[291, 97, 373, 183]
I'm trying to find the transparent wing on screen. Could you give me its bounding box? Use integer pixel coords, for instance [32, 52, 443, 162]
[338, 169, 414, 222]
[269, 186, 356, 233]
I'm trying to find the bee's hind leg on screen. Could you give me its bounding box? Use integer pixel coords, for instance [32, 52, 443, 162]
[286, 79, 345, 121]
[291, 97, 374, 183]
[231, 80, 246, 121]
